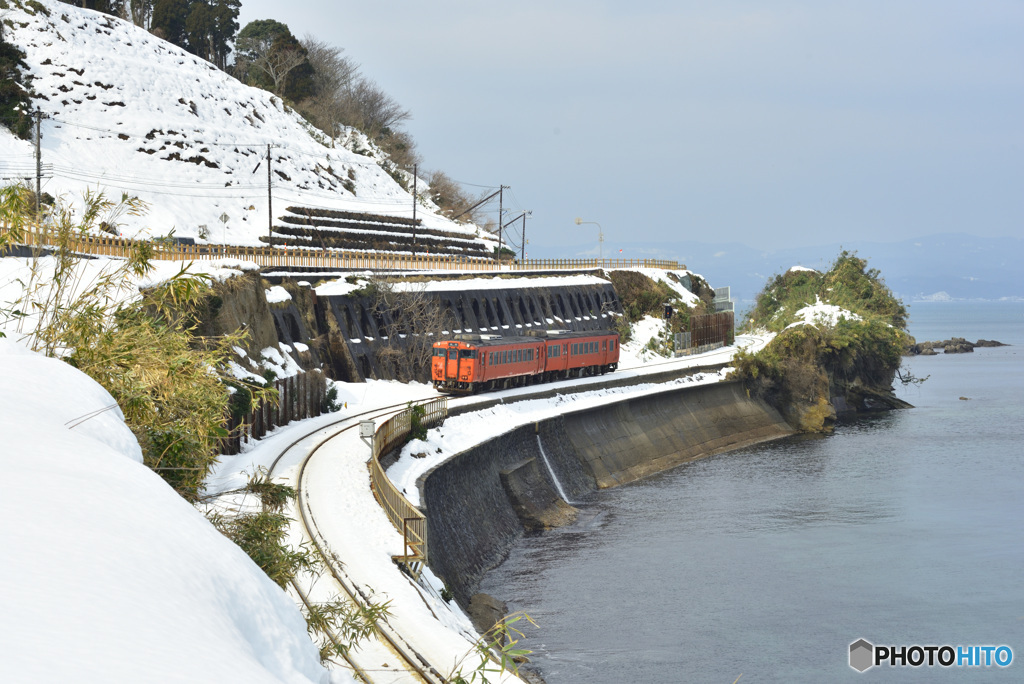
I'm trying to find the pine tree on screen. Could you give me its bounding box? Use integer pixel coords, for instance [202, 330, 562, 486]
[0, 30, 33, 140]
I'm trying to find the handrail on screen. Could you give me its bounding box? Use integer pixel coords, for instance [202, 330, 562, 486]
[366, 397, 447, 566]
[0, 223, 685, 272]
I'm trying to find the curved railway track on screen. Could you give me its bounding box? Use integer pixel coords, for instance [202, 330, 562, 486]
[265, 400, 448, 684]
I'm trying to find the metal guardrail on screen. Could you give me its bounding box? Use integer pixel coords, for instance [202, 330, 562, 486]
[367, 397, 447, 568]
[2, 225, 684, 272]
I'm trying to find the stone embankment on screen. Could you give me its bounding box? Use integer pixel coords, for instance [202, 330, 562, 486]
[418, 380, 793, 605]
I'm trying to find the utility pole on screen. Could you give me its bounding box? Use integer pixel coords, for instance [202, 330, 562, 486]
[266, 144, 272, 242]
[34, 111, 42, 216]
[496, 185, 509, 263]
[520, 212, 528, 263]
[412, 163, 417, 257]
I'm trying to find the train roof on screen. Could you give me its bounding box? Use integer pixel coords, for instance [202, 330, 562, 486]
[434, 329, 618, 348]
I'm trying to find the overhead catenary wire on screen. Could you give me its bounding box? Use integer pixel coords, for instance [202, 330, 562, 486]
[13, 113, 515, 234]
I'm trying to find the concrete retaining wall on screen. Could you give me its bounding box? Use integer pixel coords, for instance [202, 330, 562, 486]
[421, 380, 794, 604]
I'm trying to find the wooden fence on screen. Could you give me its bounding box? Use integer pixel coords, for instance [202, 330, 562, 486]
[690, 311, 735, 348]
[220, 370, 327, 456]
[367, 397, 448, 568]
[2, 224, 684, 272]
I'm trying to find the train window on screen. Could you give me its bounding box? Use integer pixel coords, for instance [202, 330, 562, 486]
[460, 349, 476, 359]
[434, 348, 446, 357]
[504, 351, 509, 364]
[516, 349, 522, 362]
[448, 350, 457, 360]
[610, 340, 615, 352]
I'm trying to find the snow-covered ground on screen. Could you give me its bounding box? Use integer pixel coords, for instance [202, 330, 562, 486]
[0, 339, 333, 683]
[0, 0, 487, 248]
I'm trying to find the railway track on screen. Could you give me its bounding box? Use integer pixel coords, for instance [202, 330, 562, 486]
[264, 400, 448, 684]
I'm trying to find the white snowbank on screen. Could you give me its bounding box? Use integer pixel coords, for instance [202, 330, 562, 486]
[0, 339, 329, 684]
[266, 285, 293, 304]
[621, 315, 671, 364]
[785, 295, 862, 329]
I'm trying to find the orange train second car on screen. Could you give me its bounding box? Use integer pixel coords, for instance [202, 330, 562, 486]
[431, 330, 620, 394]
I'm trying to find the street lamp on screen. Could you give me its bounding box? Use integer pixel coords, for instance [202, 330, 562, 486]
[575, 217, 603, 263]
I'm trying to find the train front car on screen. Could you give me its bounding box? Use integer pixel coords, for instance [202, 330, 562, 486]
[431, 339, 482, 393]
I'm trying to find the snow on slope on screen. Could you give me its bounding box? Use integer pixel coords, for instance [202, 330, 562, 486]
[784, 295, 862, 330]
[0, 0, 487, 249]
[0, 339, 334, 684]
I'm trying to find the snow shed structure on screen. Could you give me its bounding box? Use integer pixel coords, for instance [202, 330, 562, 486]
[259, 271, 623, 383]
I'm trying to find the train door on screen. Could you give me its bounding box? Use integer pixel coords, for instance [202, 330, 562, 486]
[445, 342, 460, 381]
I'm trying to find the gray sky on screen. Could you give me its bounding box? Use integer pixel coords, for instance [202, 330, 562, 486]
[238, 1, 1023, 257]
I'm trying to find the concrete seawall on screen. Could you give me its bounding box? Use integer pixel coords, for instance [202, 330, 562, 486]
[420, 379, 794, 604]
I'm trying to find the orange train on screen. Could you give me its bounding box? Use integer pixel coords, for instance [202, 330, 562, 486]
[431, 330, 620, 394]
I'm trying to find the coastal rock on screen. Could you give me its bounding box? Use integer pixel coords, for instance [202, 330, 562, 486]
[499, 458, 578, 532]
[467, 593, 508, 637]
[907, 337, 1006, 354]
[944, 341, 974, 354]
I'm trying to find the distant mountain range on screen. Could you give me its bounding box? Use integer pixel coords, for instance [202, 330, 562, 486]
[538, 233, 1023, 307]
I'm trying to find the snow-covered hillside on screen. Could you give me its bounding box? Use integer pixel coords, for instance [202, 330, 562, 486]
[0, 0, 488, 248]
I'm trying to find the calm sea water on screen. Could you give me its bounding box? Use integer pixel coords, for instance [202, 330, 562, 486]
[481, 300, 1024, 683]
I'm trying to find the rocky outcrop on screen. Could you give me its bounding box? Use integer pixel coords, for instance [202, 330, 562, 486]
[195, 271, 278, 358]
[499, 458, 578, 532]
[905, 337, 1008, 355]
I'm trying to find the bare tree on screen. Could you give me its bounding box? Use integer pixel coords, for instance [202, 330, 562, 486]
[299, 35, 360, 146]
[426, 170, 483, 223]
[369, 276, 453, 382]
[125, 0, 154, 29]
[249, 41, 305, 95]
[345, 78, 411, 137]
